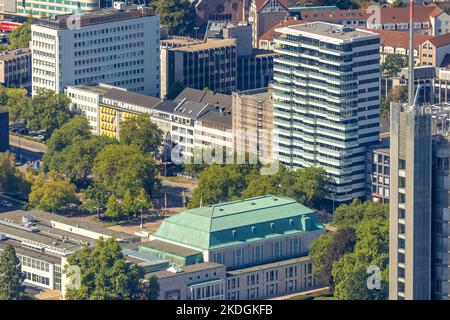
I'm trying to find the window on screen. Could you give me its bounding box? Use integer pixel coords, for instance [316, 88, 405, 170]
[253, 245, 263, 263]
[233, 248, 243, 266]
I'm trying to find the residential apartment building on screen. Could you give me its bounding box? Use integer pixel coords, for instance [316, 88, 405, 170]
[296, 4, 450, 36]
[272, 22, 381, 202]
[419, 33, 450, 67]
[389, 103, 433, 300]
[144, 195, 326, 300]
[232, 88, 273, 164]
[0, 108, 8, 152]
[160, 37, 237, 98]
[249, 0, 289, 48]
[0, 48, 31, 89]
[0, 0, 104, 18]
[31, 3, 160, 96]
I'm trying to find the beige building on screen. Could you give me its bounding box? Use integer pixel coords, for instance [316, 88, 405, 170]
[232, 88, 273, 164]
[0, 48, 31, 88]
[249, 0, 289, 48]
[419, 33, 450, 67]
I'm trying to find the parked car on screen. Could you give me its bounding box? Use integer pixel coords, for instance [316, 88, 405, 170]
[0, 200, 12, 207]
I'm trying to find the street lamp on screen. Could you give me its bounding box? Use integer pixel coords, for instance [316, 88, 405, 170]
[194, 26, 199, 39]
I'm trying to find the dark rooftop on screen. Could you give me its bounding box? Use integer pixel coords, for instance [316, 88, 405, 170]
[198, 109, 232, 129]
[152, 100, 179, 113]
[102, 88, 161, 108]
[34, 5, 155, 30]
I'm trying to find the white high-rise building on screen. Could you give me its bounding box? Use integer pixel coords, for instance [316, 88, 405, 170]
[31, 2, 160, 96]
[272, 22, 381, 202]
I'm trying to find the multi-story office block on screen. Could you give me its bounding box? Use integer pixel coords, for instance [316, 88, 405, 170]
[0, 108, 9, 152]
[366, 132, 390, 204]
[160, 37, 237, 98]
[0, 48, 31, 89]
[31, 3, 160, 96]
[232, 88, 273, 164]
[0, 0, 106, 18]
[272, 22, 381, 202]
[389, 103, 433, 300]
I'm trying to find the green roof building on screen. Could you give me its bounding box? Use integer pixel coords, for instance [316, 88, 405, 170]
[148, 195, 325, 270]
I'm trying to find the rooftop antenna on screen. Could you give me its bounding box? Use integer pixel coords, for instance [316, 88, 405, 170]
[408, 0, 415, 106]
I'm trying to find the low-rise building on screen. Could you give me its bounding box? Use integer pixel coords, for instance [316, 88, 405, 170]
[419, 33, 450, 67]
[0, 48, 31, 89]
[0, 209, 140, 295]
[145, 195, 326, 300]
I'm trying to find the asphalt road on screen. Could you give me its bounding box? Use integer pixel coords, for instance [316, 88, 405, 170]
[9, 134, 48, 153]
[159, 178, 196, 209]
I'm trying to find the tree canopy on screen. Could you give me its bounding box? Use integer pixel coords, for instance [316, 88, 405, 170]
[0, 151, 31, 198]
[92, 144, 160, 199]
[119, 113, 163, 156]
[9, 23, 31, 49]
[0, 244, 25, 300]
[332, 199, 389, 228]
[149, 0, 195, 36]
[28, 172, 79, 214]
[64, 238, 145, 300]
[381, 54, 408, 77]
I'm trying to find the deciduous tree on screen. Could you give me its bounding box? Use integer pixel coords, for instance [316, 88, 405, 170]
[0, 244, 25, 300]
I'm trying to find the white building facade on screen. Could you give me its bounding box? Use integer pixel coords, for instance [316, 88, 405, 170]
[272, 22, 381, 202]
[31, 3, 160, 96]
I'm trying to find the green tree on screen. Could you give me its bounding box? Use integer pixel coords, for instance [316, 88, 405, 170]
[28, 89, 73, 135]
[104, 194, 121, 222]
[120, 113, 163, 156]
[332, 218, 389, 300]
[381, 97, 390, 118]
[309, 227, 356, 291]
[136, 188, 152, 213]
[9, 23, 31, 49]
[48, 135, 116, 187]
[64, 238, 144, 300]
[150, 0, 195, 35]
[388, 85, 408, 104]
[381, 54, 408, 77]
[81, 181, 110, 219]
[121, 191, 138, 220]
[242, 165, 329, 208]
[332, 199, 389, 228]
[0, 244, 25, 300]
[188, 160, 260, 208]
[92, 144, 160, 199]
[139, 275, 160, 300]
[28, 173, 79, 213]
[0, 151, 31, 198]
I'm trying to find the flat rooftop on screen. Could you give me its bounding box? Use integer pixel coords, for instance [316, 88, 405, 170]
[227, 256, 311, 275]
[140, 239, 202, 258]
[170, 38, 237, 52]
[102, 88, 161, 108]
[0, 48, 31, 61]
[146, 262, 224, 280]
[34, 5, 155, 30]
[280, 21, 378, 41]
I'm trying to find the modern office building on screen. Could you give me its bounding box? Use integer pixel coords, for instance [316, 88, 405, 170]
[31, 2, 160, 96]
[0, 48, 31, 89]
[272, 22, 381, 202]
[0, 0, 106, 18]
[366, 132, 390, 204]
[232, 88, 273, 164]
[160, 37, 237, 98]
[144, 195, 326, 300]
[0, 108, 8, 152]
[389, 102, 433, 300]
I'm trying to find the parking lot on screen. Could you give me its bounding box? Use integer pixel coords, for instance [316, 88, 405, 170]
[9, 123, 49, 143]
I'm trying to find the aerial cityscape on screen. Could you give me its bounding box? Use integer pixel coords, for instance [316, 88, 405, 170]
[0, 0, 449, 304]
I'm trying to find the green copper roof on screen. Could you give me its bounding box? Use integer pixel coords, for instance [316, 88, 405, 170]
[152, 195, 324, 250]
